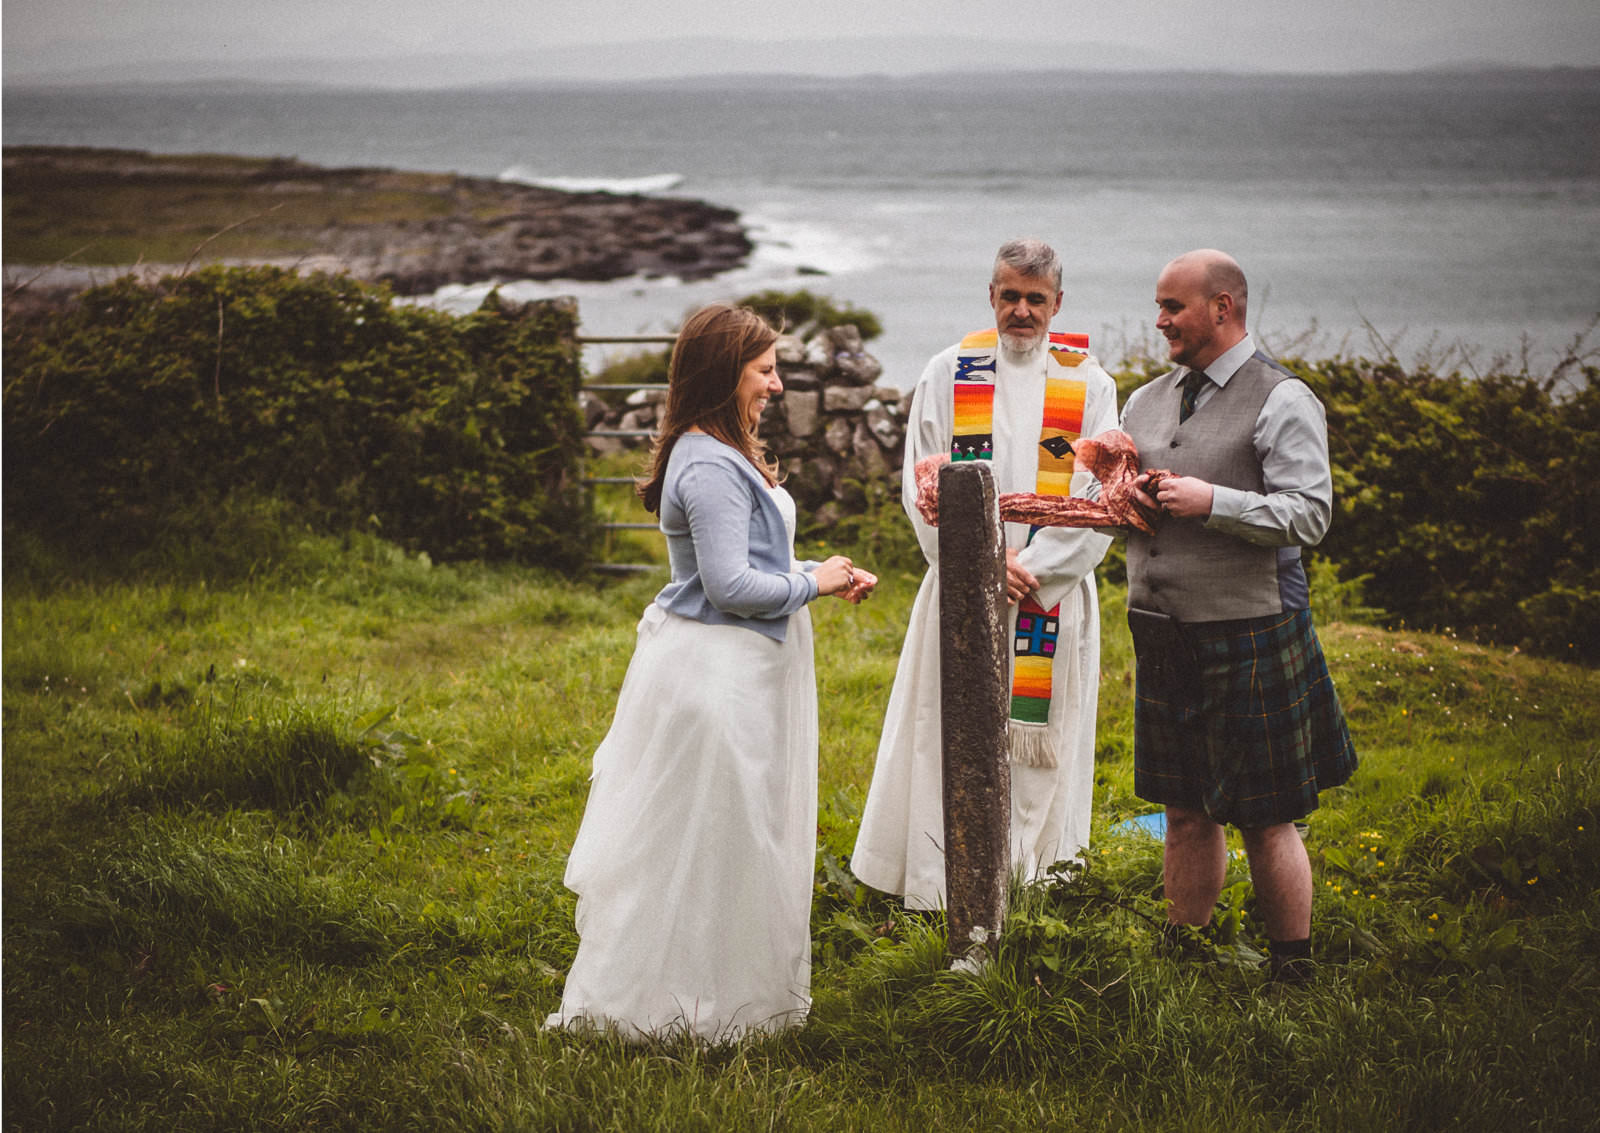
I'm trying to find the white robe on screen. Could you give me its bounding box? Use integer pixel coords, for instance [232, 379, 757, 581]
[547, 488, 816, 1040]
[851, 335, 1118, 910]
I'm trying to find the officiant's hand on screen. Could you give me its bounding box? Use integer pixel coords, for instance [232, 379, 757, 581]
[1005, 548, 1038, 605]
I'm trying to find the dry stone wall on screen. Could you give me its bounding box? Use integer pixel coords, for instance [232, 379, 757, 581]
[583, 323, 914, 530]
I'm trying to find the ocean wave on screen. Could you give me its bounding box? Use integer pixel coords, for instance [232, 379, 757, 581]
[740, 210, 884, 277]
[496, 165, 684, 195]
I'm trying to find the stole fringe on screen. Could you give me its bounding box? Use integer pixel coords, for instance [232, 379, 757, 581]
[1007, 720, 1057, 769]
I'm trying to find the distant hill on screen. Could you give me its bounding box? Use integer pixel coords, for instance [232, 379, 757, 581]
[6, 33, 1596, 92]
[0, 34, 1214, 90]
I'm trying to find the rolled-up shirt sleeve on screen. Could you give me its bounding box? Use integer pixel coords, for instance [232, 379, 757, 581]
[678, 462, 818, 617]
[1206, 379, 1333, 548]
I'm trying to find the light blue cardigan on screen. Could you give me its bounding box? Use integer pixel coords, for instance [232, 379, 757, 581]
[653, 433, 820, 643]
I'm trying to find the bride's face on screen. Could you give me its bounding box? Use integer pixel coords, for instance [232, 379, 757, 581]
[735, 346, 781, 430]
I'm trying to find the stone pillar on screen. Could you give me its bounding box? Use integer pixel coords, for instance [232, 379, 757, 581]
[937, 460, 1011, 967]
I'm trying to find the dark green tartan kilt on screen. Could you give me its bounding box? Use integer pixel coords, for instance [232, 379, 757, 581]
[1133, 606, 1357, 827]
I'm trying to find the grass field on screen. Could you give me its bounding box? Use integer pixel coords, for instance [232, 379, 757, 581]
[2, 148, 467, 267]
[4, 506, 1598, 1131]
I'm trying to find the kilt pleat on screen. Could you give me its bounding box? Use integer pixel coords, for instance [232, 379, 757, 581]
[1134, 607, 1356, 826]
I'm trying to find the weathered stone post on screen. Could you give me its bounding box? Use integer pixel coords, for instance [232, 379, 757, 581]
[938, 460, 1011, 967]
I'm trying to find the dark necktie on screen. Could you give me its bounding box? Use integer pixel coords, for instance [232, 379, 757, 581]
[1179, 369, 1208, 423]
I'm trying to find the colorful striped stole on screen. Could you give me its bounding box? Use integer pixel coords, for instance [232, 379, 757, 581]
[951, 329, 1090, 767]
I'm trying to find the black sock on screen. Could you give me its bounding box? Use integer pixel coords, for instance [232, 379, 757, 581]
[1159, 921, 1210, 959]
[1268, 937, 1313, 982]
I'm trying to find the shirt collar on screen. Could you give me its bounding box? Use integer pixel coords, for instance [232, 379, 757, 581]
[1185, 334, 1256, 388]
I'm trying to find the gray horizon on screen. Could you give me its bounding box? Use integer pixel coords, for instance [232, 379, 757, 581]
[5, 1, 1599, 87]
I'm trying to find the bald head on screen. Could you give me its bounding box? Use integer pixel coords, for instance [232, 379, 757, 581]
[1154, 249, 1250, 371]
[1164, 249, 1248, 323]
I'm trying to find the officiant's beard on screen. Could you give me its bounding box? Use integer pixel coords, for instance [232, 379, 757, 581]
[1000, 329, 1045, 354]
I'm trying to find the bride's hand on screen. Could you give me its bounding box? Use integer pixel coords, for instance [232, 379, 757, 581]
[838, 565, 877, 604]
[814, 555, 857, 597]
[844, 563, 883, 601]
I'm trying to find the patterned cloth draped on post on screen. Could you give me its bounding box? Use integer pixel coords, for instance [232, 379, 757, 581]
[913, 428, 1171, 535]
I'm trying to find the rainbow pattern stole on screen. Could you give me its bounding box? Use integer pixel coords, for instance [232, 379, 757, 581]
[951, 331, 1000, 462]
[951, 330, 1090, 767]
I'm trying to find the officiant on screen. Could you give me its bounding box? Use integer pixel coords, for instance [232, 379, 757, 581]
[851, 238, 1120, 910]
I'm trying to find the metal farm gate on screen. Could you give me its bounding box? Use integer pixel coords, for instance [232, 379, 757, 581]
[578, 334, 675, 574]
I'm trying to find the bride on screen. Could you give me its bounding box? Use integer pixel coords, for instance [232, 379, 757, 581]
[545, 303, 874, 1040]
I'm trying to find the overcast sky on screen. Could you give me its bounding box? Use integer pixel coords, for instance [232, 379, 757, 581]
[6, 0, 1600, 82]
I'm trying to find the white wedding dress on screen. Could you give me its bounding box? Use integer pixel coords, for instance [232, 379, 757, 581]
[546, 487, 817, 1040]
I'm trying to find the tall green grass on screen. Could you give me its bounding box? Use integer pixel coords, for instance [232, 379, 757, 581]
[5, 517, 1598, 1131]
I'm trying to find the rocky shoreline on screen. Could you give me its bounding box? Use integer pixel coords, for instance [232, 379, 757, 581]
[2, 146, 753, 312]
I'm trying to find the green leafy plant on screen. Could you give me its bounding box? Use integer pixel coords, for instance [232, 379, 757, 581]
[1304, 356, 1600, 660]
[2, 266, 593, 574]
[114, 693, 366, 816]
[354, 704, 480, 835]
[735, 289, 883, 341]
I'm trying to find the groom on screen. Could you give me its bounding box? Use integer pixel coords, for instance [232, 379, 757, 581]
[851, 238, 1119, 909]
[1123, 248, 1357, 982]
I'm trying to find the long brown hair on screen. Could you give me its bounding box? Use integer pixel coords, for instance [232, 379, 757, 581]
[637, 304, 780, 514]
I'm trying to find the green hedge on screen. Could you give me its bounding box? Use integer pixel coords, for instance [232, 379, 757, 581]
[1303, 357, 1600, 661]
[734, 288, 884, 341]
[3, 266, 593, 572]
[1119, 354, 1600, 662]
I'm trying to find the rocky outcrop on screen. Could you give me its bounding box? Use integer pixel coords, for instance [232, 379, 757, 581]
[585, 324, 913, 529]
[2, 146, 752, 313]
[339, 186, 750, 293]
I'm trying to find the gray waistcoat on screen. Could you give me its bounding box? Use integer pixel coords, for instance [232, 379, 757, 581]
[1123, 352, 1308, 622]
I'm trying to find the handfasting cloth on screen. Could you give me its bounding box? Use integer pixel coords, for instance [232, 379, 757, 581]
[952, 328, 1088, 768]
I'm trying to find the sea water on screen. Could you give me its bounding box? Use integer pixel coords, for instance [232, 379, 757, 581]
[5, 70, 1598, 386]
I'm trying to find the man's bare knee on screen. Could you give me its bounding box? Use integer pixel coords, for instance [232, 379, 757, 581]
[1166, 806, 1220, 839]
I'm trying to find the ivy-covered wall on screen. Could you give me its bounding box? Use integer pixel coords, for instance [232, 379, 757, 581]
[3, 266, 594, 571]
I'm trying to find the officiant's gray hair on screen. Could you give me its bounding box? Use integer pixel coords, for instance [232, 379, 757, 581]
[993, 238, 1062, 290]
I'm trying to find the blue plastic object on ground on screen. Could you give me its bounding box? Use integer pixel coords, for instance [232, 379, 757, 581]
[1109, 812, 1167, 840]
